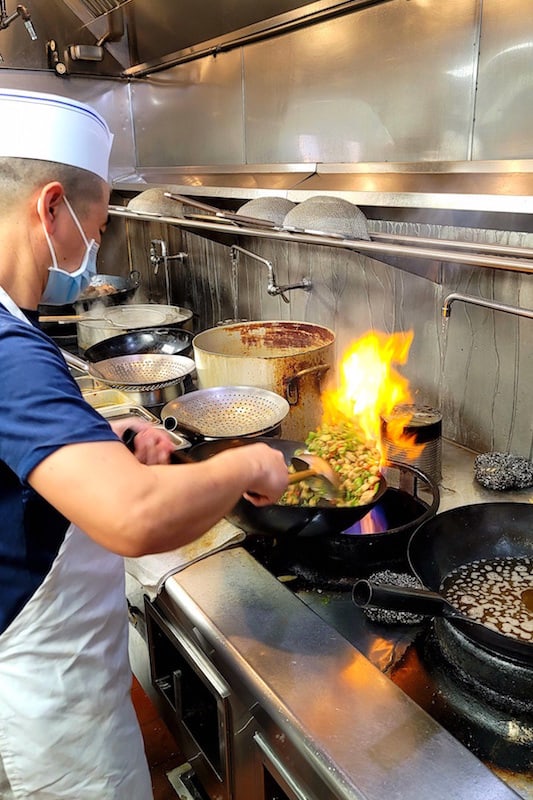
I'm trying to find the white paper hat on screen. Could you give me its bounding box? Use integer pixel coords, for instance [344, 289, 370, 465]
[0, 88, 113, 181]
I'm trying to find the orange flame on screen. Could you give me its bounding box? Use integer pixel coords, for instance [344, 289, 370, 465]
[322, 329, 423, 459]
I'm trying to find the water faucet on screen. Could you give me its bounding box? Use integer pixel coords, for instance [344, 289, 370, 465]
[149, 239, 188, 305]
[230, 245, 312, 304]
[442, 292, 533, 321]
[0, 2, 37, 39]
[150, 239, 187, 275]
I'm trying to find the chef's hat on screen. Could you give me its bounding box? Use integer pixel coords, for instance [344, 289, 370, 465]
[0, 88, 113, 181]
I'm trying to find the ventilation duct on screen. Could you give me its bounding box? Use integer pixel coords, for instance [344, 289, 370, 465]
[60, 0, 128, 65]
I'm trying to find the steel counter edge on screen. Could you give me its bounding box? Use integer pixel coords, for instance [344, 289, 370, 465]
[160, 544, 520, 800]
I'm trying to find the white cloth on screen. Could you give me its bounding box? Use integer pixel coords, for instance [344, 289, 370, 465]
[0, 524, 152, 799]
[0, 288, 152, 798]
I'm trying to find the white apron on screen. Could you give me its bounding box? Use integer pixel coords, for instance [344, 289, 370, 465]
[0, 289, 152, 799]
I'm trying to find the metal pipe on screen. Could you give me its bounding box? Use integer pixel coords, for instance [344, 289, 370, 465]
[109, 205, 533, 276]
[0, 3, 36, 38]
[149, 238, 187, 305]
[372, 231, 533, 260]
[442, 292, 533, 320]
[230, 244, 312, 303]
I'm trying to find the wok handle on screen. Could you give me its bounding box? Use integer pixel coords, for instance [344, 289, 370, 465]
[60, 348, 90, 374]
[169, 449, 195, 465]
[352, 580, 454, 617]
[126, 438, 197, 466]
[163, 414, 204, 440]
[39, 314, 84, 322]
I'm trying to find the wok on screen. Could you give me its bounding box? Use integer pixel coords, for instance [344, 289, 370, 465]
[83, 327, 193, 362]
[76, 271, 141, 309]
[188, 437, 387, 538]
[353, 503, 533, 664]
[39, 271, 141, 315]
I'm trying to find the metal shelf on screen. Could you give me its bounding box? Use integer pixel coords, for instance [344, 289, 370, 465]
[108, 204, 533, 276]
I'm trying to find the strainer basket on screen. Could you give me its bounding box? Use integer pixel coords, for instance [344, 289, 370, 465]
[161, 386, 290, 439]
[236, 197, 296, 227]
[283, 196, 370, 240]
[88, 354, 196, 390]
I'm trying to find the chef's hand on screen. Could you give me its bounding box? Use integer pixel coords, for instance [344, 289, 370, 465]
[111, 419, 176, 465]
[238, 442, 289, 506]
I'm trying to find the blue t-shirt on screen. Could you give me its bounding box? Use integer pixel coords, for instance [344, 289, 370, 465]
[0, 304, 119, 634]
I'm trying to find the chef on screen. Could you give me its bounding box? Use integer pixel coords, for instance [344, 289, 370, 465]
[0, 88, 288, 799]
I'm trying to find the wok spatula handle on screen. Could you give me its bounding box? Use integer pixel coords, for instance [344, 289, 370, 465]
[288, 468, 319, 484]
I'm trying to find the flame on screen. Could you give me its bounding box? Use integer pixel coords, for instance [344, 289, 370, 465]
[322, 329, 423, 459]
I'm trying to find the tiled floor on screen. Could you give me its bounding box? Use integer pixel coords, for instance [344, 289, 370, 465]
[131, 675, 184, 800]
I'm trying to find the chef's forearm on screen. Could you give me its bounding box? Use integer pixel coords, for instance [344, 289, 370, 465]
[28, 440, 287, 556]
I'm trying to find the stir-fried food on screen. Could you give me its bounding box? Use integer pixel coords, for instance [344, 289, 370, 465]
[79, 281, 117, 299]
[280, 420, 381, 507]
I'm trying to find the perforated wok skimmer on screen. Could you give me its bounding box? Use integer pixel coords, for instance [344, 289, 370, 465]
[62, 349, 196, 391]
[161, 385, 290, 439]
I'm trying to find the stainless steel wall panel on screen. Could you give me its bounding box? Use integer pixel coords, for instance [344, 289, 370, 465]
[474, 0, 533, 159]
[243, 0, 479, 164]
[441, 253, 533, 458]
[157, 223, 442, 410]
[106, 204, 533, 459]
[130, 52, 245, 167]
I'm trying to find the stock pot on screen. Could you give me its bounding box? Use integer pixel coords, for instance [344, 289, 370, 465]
[76, 304, 194, 351]
[192, 321, 335, 440]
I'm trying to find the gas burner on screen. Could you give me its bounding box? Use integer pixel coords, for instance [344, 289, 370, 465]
[417, 620, 533, 772]
[243, 464, 439, 591]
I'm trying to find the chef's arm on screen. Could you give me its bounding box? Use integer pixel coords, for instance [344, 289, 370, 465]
[28, 440, 288, 557]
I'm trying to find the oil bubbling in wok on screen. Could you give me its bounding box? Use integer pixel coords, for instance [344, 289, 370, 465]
[441, 557, 533, 643]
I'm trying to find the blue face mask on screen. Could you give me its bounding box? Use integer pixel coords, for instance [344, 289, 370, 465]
[40, 197, 100, 306]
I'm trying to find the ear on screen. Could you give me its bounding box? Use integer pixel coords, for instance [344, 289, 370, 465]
[36, 182, 65, 235]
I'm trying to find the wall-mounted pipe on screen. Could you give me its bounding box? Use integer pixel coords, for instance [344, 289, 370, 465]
[149, 238, 187, 305]
[109, 205, 533, 276]
[0, 1, 36, 37]
[229, 244, 312, 303]
[442, 292, 533, 321]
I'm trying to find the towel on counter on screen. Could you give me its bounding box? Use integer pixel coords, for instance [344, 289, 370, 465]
[125, 518, 246, 600]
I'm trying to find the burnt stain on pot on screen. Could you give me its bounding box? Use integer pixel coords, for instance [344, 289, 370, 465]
[237, 321, 334, 353]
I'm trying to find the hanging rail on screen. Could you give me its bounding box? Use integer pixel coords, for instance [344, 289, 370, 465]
[108, 205, 533, 276]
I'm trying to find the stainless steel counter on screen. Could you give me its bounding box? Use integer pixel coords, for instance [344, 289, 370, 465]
[438, 438, 533, 511]
[161, 438, 529, 800]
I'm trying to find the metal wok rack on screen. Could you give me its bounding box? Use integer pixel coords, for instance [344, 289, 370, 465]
[109, 204, 533, 276]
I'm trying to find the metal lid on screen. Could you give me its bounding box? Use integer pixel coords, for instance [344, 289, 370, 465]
[382, 404, 442, 444]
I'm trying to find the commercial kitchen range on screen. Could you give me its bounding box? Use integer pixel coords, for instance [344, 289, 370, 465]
[127, 437, 533, 800]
